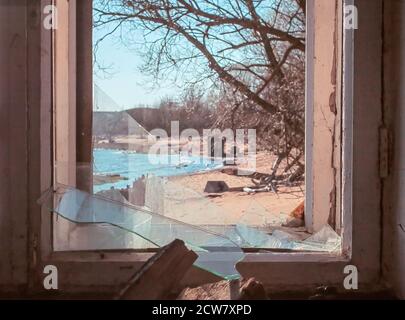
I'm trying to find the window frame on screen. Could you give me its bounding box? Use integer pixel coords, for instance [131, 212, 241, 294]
[31, 0, 383, 293]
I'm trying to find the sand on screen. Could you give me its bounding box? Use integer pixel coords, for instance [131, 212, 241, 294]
[166, 152, 305, 227]
[95, 136, 306, 228]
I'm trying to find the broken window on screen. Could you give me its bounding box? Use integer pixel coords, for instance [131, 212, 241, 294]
[48, 0, 345, 263]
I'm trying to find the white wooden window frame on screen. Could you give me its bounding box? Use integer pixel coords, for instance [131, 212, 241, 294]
[31, 0, 383, 293]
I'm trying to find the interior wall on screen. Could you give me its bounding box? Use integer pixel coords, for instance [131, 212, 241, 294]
[382, 0, 405, 300]
[0, 0, 50, 294]
[0, 0, 29, 291]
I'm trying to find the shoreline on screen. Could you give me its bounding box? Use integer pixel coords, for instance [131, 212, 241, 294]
[92, 146, 305, 228]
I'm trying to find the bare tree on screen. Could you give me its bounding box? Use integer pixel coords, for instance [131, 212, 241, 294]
[94, 0, 306, 183]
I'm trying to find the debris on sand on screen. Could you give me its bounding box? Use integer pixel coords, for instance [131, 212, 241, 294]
[204, 181, 229, 193]
[178, 278, 267, 300]
[283, 200, 305, 227]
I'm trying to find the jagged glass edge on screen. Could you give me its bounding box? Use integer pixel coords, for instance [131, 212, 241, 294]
[38, 184, 245, 280]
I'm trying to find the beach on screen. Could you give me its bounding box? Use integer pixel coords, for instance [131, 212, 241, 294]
[165, 152, 305, 227]
[93, 142, 305, 228]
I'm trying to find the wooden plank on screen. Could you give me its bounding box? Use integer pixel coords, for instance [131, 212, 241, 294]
[54, 0, 76, 186]
[0, 0, 29, 287]
[311, 0, 340, 232]
[27, 0, 53, 290]
[76, 0, 93, 192]
[116, 239, 198, 300]
[53, 0, 78, 252]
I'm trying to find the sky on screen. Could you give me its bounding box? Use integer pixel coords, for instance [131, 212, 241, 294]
[93, 17, 179, 110]
[91, 0, 284, 111]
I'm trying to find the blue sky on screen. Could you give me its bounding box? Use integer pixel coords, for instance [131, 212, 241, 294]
[93, 19, 179, 110]
[91, 0, 283, 111]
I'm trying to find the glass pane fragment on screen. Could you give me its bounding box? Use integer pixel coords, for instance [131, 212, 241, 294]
[40, 184, 245, 280]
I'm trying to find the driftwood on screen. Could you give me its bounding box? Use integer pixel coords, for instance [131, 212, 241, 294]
[115, 239, 198, 300]
[221, 167, 303, 194]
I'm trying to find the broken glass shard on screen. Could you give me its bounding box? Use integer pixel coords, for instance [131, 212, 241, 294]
[233, 223, 341, 253]
[39, 184, 245, 280]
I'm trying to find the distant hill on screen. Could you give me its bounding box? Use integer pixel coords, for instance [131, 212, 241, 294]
[125, 107, 165, 132]
[93, 111, 151, 138]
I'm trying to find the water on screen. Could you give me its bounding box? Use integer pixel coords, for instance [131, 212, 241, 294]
[93, 148, 223, 192]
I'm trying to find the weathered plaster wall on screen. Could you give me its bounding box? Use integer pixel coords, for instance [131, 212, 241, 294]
[383, 0, 405, 300]
[309, 0, 341, 233]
